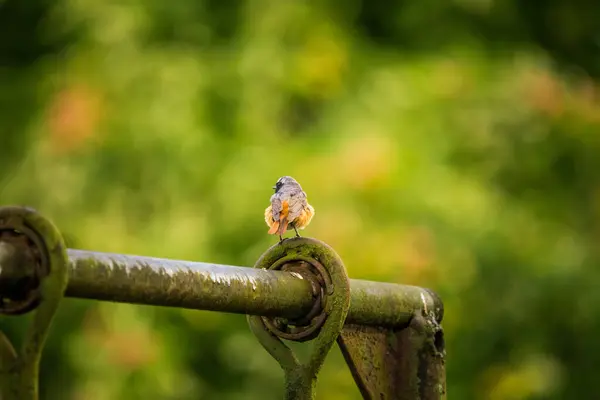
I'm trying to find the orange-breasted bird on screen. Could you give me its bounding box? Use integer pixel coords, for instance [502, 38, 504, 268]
[264, 176, 315, 243]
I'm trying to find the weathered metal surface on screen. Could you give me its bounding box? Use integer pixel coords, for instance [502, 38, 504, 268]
[0, 231, 43, 315]
[65, 248, 316, 320]
[0, 206, 69, 400]
[248, 237, 351, 400]
[0, 242, 440, 329]
[0, 206, 448, 399]
[338, 311, 446, 400]
[258, 259, 326, 343]
[348, 282, 443, 328]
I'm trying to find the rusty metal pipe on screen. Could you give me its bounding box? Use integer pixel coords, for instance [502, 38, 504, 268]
[0, 243, 443, 327]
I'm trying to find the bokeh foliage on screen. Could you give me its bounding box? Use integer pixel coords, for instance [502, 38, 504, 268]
[2, 0, 600, 399]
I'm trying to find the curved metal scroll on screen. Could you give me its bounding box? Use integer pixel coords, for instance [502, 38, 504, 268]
[248, 237, 351, 400]
[0, 207, 69, 400]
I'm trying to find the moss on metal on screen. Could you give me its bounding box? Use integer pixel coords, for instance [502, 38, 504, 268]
[1, 230, 444, 329]
[338, 312, 446, 399]
[248, 237, 351, 400]
[65, 249, 315, 319]
[0, 207, 448, 399]
[0, 206, 69, 400]
[347, 282, 444, 327]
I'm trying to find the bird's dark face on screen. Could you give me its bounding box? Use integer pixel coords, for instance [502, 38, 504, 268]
[273, 176, 298, 193]
[273, 180, 283, 193]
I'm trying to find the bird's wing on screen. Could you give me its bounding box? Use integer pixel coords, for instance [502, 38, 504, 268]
[270, 195, 283, 220]
[288, 191, 307, 221]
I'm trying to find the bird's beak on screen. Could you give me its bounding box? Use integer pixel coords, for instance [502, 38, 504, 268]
[272, 185, 277, 190]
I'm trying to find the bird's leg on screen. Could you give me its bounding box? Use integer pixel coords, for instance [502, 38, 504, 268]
[279, 234, 284, 244]
[293, 225, 301, 238]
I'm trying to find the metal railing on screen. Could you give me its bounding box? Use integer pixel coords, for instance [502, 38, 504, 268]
[0, 206, 446, 399]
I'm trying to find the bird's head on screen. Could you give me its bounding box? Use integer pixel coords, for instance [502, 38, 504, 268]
[273, 176, 301, 193]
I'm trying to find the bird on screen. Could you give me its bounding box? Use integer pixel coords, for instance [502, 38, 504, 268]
[264, 176, 315, 243]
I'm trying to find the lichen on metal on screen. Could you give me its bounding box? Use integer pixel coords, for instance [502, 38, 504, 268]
[347, 282, 444, 328]
[0, 206, 447, 399]
[338, 314, 446, 399]
[65, 249, 316, 319]
[248, 237, 351, 400]
[0, 238, 443, 329]
[0, 206, 69, 400]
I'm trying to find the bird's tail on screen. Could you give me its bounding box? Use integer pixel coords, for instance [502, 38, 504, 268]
[277, 219, 289, 236]
[276, 201, 290, 235]
[268, 221, 280, 234]
[268, 200, 289, 236]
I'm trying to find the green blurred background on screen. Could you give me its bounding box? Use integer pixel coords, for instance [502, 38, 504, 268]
[2, 0, 600, 399]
